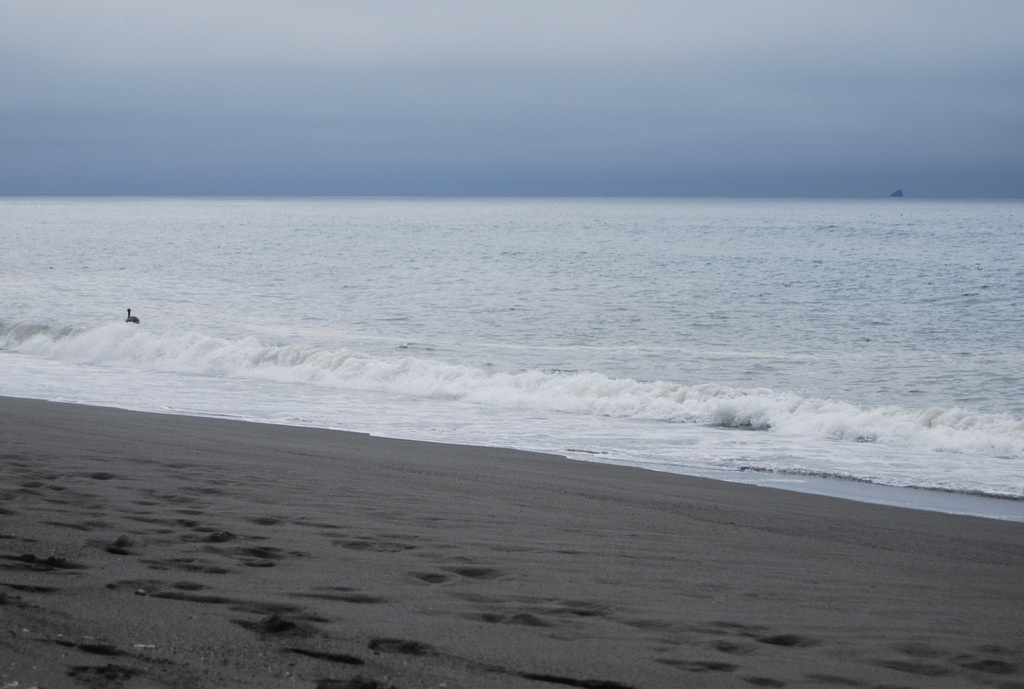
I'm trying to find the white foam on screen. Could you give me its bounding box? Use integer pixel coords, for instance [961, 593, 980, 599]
[4, 320, 1022, 474]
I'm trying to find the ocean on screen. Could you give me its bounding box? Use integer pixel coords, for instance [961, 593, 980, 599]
[2, 197, 1022, 519]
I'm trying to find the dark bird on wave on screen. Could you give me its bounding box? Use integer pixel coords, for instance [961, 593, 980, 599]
[126, 308, 140, 324]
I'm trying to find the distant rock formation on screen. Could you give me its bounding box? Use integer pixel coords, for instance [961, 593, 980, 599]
[890, 189, 904, 197]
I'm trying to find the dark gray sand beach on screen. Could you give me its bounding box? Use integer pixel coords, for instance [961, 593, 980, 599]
[2, 396, 1022, 689]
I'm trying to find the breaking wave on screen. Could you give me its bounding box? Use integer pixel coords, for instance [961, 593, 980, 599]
[3, 319, 1023, 462]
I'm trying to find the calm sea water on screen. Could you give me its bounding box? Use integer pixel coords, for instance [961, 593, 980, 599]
[2, 197, 1022, 518]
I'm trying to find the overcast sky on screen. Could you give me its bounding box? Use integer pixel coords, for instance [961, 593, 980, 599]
[2, 1, 1022, 196]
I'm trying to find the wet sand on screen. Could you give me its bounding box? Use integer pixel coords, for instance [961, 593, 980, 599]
[1, 396, 1022, 689]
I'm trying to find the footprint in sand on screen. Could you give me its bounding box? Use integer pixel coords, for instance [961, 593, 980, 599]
[67, 664, 138, 686]
[368, 638, 436, 656]
[234, 613, 319, 638]
[412, 572, 450, 584]
[658, 659, 738, 673]
[756, 633, 818, 648]
[474, 612, 552, 628]
[102, 535, 134, 555]
[2, 553, 87, 571]
[335, 537, 416, 553]
[288, 647, 365, 666]
[517, 671, 636, 689]
[443, 565, 502, 580]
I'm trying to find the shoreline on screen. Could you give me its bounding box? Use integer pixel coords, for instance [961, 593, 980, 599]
[6, 389, 1024, 523]
[2, 396, 1023, 688]
[692, 466, 1024, 523]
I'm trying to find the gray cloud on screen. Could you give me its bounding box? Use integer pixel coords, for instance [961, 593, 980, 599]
[2, 1, 1022, 196]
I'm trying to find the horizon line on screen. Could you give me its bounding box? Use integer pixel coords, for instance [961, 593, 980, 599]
[2, 192, 1022, 201]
